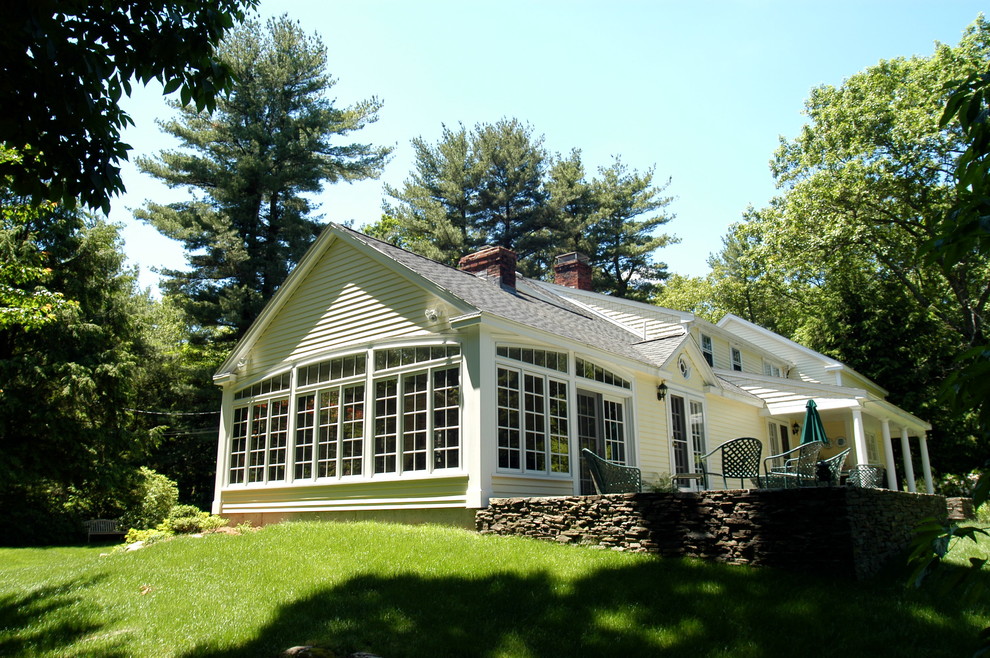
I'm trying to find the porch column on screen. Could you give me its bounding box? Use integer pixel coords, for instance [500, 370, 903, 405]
[851, 408, 868, 466]
[881, 420, 898, 490]
[919, 434, 934, 494]
[900, 427, 917, 493]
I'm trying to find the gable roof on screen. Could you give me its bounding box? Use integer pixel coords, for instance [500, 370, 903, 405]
[716, 313, 886, 395]
[217, 223, 694, 379]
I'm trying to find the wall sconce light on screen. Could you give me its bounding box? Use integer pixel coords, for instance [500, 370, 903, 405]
[792, 422, 800, 436]
[657, 381, 668, 401]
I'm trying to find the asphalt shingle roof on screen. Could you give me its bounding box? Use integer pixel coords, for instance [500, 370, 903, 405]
[341, 225, 683, 369]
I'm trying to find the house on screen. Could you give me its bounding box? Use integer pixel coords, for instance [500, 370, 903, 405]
[211, 223, 934, 526]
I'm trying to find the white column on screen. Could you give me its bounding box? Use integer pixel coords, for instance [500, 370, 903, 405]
[212, 382, 234, 515]
[851, 408, 868, 466]
[919, 434, 934, 494]
[463, 324, 495, 508]
[881, 420, 898, 490]
[901, 427, 917, 493]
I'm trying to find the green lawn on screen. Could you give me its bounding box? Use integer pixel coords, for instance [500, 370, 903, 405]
[1, 521, 986, 657]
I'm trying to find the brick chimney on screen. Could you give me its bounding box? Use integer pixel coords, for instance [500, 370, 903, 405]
[458, 245, 517, 289]
[553, 252, 593, 291]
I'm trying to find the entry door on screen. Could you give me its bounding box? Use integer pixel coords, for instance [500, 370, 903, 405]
[577, 390, 628, 494]
[769, 421, 790, 456]
[577, 391, 602, 494]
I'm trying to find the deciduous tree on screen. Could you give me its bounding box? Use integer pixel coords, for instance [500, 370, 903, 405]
[1, 0, 256, 212]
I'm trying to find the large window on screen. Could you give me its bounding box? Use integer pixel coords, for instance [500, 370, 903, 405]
[228, 344, 461, 486]
[372, 365, 460, 475]
[228, 397, 289, 485]
[294, 384, 366, 480]
[497, 366, 570, 475]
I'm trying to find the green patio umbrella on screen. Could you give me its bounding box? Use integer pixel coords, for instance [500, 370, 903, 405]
[799, 399, 829, 445]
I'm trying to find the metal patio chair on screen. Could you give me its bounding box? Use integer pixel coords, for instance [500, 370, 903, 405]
[816, 448, 851, 486]
[763, 441, 824, 488]
[846, 464, 886, 488]
[697, 436, 762, 489]
[582, 448, 642, 494]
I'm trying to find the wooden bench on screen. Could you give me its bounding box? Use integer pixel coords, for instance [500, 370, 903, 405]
[83, 519, 125, 542]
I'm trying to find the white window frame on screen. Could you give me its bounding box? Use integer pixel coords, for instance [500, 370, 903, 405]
[225, 343, 462, 488]
[496, 364, 571, 476]
[731, 347, 743, 372]
[668, 392, 707, 484]
[371, 362, 461, 476]
[762, 359, 783, 378]
[700, 334, 714, 367]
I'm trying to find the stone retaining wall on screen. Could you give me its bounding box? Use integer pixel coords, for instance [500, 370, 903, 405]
[946, 497, 975, 520]
[476, 487, 945, 579]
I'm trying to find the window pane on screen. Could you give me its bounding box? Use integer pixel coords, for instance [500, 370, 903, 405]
[402, 373, 429, 472]
[317, 389, 339, 478]
[229, 406, 249, 484]
[433, 368, 460, 469]
[374, 379, 398, 474]
[670, 395, 688, 474]
[267, 399, 289, 482]
[295, 394, 315, 480]
[497, 368, 521, 469]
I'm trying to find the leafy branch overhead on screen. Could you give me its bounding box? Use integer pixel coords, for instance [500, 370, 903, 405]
[0, 1, 258, 213]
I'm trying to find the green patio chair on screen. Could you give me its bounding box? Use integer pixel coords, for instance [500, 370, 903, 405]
[697, 437, 762, 489]
[815, 448, 851, 486]
[846, 464, 886, 488]
[763, 441, 824, 488]
[582, 448, 642, 494]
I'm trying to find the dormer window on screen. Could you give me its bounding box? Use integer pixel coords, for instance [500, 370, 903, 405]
[763, 360, 782, 378]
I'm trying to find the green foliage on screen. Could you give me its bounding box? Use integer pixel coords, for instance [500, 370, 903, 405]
[646, 473, 678, 493]
[379, 120, 676, 297]
[679, 17, 990, 478]
[163, 504, 228, 534]
[0, 197, 156, 531]
[120, 468, 179, 531]
[0, 0, 256, 212]
[586, 158, 677, 301]
[130, 294, 227, 508]
[0, 150, 80, 331]
[137, 14, 391, 340]
[124, 526, 172, 546]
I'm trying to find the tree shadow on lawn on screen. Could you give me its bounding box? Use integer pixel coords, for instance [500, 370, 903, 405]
[0, 573, 128, 657]
[183, 558, 982, 658]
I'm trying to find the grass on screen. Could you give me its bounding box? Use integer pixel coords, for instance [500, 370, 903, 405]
[1, 521, 987, 657]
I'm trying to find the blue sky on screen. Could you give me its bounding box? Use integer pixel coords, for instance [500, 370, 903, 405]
[108, 1, 987, 292]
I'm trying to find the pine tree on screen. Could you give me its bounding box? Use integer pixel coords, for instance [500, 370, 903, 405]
[137, 15, 391, 339]
[586, 158, 677, 301]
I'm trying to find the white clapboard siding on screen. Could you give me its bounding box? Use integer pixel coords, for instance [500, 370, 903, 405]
[490, 475, 575, 498]
[720, 318, 833, 384]
[635, 370, 671, 482]
[220, 476, 469, 514]
[247, 240, 440, 378]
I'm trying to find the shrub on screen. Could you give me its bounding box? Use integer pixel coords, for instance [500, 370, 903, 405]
[935, 470, 982, 498]
[124, 526, 172, 545]
[120, 467, 178, 531]
[162, 504, 228, 534]
[648, 473, 678, 493]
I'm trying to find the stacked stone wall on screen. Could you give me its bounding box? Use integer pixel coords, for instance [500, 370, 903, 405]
[476, 488, 945, 579]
